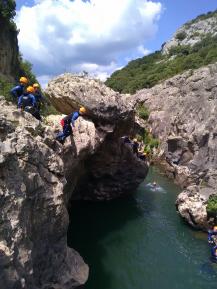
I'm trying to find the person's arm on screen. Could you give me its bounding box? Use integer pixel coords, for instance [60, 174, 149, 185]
[31, 94, 36, 107]
[71, 112, 79, 127]
[11, 86, 19, 98]
[18, 96, 22, 108]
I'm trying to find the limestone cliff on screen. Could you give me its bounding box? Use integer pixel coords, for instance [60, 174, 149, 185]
[0, 19, 20, 80]
[134, 63, 217, 229]
[162, 10, 217, 54]
[0, 75, 148, 288]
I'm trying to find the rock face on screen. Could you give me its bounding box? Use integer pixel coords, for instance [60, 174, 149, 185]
[0, 21, 20, 80]
[162, 11, 217, 54]
[0, 96, 88, 289]
[134, 63, 217, 229]
[0, 75, 148, 288]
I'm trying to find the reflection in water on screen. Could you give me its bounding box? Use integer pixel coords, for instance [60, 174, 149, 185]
[68, 167, 217, 289]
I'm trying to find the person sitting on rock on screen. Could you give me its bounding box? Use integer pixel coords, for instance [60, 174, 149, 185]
[18, 86, 39, 119]
[56, 107, 86, 144]
[33, 83, 46, 112]
[208, 226, 217, 244]
[11, 77, 28, 100]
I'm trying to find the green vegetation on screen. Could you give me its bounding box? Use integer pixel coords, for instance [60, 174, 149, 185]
[0, 0, 17, 30]
[175, 31, 187, 41]
[40, 93, 59, 117]
[207, 195, 217, 219]
[185, 9, 217, 27]
[106, 35, 217, 94]
[136, 129, 160, 155]
[19, 55, 38, 84]
[0, 76, 13, 101]
[137, 104, 149, 120]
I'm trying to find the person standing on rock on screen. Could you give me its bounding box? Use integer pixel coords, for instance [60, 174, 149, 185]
[33, 83, 46, 112]
[18, 86, 41, 120]
[56, 107, 86, 144]
[10, 77, 28, 100]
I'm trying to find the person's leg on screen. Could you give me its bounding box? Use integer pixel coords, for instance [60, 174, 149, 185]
[56, 124, 72, 143]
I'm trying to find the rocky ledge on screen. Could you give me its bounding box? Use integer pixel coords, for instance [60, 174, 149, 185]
[0, 75, 148, 289]
[134, 63, 217, 229]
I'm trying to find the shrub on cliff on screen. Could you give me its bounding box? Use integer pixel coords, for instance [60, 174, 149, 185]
[175, 31, 187, 41]
[0, 0, 16, 30]
[137, 104, 149, 120]
[19, 56, 38, 84]
[0, 76, 13, 101]
[0, 0, 16, 20]
[207, 195, 217, 219]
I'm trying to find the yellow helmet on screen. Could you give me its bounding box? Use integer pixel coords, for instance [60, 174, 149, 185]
[133, 138, 137, 142]
[26, 86, 35, 93]
[33, 83, 40, 88]
[19, 77, 28, 84]
[214, 226, 217, 231]
[79, 107, 86, 114]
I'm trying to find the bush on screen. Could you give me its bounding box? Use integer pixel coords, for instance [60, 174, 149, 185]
[0, 76, 13, 101]
[176, 31, 187, 41]
[137, 104, 149, 120]
[207, 195, 217, 218]
[0, 0, 17, 31]
[138, 129, 160, 155]
[0, 0, 16, 20]
[19, 55, 38, 84]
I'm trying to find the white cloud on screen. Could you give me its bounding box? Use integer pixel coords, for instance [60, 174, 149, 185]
[16, 0, 162, 85]
[137, 45, 151, 56]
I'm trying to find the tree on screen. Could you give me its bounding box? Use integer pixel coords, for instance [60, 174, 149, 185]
[0, 0, 16, 21]
[19, 54, 38, 84]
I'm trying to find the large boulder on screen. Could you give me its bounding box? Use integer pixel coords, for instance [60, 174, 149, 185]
[46, 74, 133, 124]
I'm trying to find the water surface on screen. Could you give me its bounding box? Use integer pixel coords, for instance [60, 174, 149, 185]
[68, 167, 217, 289]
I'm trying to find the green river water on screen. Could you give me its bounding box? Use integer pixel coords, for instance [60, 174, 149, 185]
[68, 167, 217, 289]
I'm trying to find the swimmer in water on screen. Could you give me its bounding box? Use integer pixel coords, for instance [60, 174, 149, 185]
[152, 181, 157, 188]
[146, 181, 158, 190]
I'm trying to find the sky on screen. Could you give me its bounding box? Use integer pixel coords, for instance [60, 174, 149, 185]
[15, 0, 217, 87]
